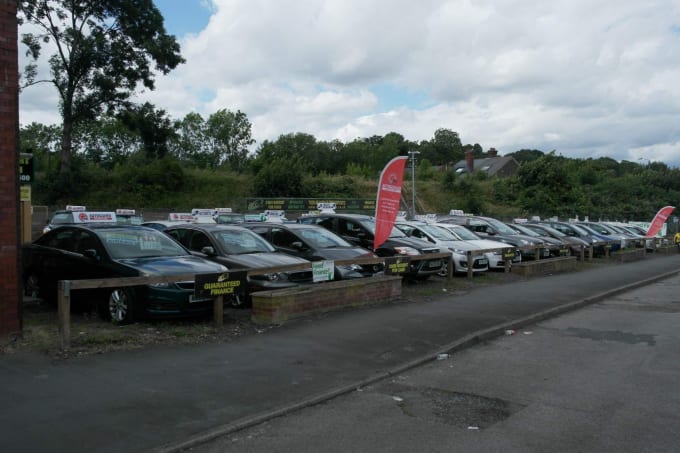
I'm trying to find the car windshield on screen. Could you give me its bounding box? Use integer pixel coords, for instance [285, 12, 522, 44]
[217, 214, 246, 224]
[100, 228, 189, 259]
[443, 225, 480, 241]
[214, 229, 275, 254]
[50, 212, 73, 225]
[116, 215, 143, 225]
[510, 224, 541, 237]
[419, 224, 457, 241]
[568, 224, 591, 236]
[298, 227, 353, 248]
[481, 217, 519, 235]
[535, 225, 566, 237]
[582, 223, 611, 235]
[356, 218, 408, 238]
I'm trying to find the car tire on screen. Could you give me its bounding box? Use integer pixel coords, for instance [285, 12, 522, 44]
[437, 262, 449, 277]
[103, 288, 136, 325]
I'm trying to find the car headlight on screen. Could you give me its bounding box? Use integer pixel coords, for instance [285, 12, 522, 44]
[149, 282, 170, 288]
[251, 272, 286, 282]
[340, 264, 364, 272]
[449, 248, 467, 255]
[393, 246, 419, 256]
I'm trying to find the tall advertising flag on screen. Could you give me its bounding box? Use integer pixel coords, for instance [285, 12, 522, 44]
[374, 156, 408, 250]
[645, 206, 676, 237]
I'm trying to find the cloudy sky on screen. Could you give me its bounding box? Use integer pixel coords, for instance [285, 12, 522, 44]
[18, 0, 680, 167]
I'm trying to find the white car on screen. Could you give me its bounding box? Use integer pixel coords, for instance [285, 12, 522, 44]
[434, 223, 520, 270]
[394, 221, 489, 276]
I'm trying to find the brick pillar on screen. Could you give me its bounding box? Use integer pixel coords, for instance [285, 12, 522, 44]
[0, 0, 22, 336]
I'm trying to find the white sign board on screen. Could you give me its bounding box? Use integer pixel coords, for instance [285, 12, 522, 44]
[312, 260, 334, 282]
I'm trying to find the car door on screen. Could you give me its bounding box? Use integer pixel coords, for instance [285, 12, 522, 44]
[269, 227, 309, 258]
[336, 218, 373, 249]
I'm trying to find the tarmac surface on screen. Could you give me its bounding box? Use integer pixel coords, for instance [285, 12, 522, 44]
[1, 253, 679, 453]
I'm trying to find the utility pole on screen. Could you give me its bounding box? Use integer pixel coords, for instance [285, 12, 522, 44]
[408, 150, 420, 219]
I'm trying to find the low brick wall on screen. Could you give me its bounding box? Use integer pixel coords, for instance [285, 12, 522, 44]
[512, 256, 578, 276]
[612, 248, 647, 262]
[251, 276, 403, 325]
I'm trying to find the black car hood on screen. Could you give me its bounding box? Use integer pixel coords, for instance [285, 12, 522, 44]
[116, 255, 225, 275]
[219, 252, 309, 270]
[312, 247, 374, 261]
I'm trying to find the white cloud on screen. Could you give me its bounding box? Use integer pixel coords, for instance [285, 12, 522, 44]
[18, 0, 680, 167]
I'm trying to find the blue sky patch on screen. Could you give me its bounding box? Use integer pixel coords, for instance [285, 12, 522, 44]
[155, 0, 212, 37]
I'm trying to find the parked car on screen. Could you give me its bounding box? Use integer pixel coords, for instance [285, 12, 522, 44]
[394, 221, 488, 276]
[163, 224, 314, 306]
[536, 221, 619, 255]
[601, 222, 646, 248]
[22, 225, 228, 324]
[114, 209, 143, 226]
[578, 222, 632, 249]
[437, 214, 550, 260]
[243, 222, 383, 279]
[297, 213, 444, 280]
[434, 223, 521, 270]
[42, 205, 117, 234]
[506, 223, 568, 257]
[520, 223, 590, 256]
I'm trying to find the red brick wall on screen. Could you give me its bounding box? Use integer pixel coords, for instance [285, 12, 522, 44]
[251, 277, 403, 325]
[0, 0, 21, 336]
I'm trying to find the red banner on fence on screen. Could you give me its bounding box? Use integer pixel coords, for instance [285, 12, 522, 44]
[374, 156, 408, 250]
[646, 206, 676, 237]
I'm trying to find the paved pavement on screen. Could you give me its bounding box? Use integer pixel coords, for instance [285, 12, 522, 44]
[193, 271, 680, 453]
[1, 253, 679, 453]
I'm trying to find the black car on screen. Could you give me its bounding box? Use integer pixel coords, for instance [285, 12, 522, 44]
[297, 213, 444, 279]
[243, 222, 383, 279]
[163, 224, 314, 306]
[22, 225, 228, 324]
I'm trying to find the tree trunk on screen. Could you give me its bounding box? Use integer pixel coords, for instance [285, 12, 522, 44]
[60, 112, 73, 175]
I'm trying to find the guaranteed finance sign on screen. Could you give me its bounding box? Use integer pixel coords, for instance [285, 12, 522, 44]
[195, 271, 247, 298]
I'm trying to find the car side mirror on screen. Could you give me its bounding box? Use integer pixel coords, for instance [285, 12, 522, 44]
[83, 249, 99, 261]
[201, 246, 216, 256]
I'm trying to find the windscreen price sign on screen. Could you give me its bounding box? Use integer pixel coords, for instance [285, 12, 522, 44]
[195, 271, 247, 298]
[19, 153, 33, 184]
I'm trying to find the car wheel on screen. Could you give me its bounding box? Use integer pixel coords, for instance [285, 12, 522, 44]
[105, 288, 136, 325]
[437, 262, 449, 277]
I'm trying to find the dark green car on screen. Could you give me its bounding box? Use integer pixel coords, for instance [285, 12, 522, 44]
[22, 225, 227, 324]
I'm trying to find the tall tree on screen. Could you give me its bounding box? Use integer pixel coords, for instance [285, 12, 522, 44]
[205, 109, 254, 171]
[19, 0, 184, 174]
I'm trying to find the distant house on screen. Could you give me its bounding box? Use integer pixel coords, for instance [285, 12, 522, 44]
[451, 148, 520, 178]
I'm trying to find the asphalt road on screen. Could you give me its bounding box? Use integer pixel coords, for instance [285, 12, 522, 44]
[191, 272, 680, 453]
[1, 253, 679, 453]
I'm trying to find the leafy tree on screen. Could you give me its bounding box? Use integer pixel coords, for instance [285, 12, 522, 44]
[421, 128, 463, 166]
[204, 109, 254, 171]
[253, 155, 306, 197]
[74, 115, 140, 167]
[19, 122, 62, 172]
[171, 112, 210, 167]
[507, 149, 545, 164]
[19, 0, 184, 174]
[118, 102, 175, 160]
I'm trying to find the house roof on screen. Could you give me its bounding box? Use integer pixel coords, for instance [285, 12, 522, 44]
[452, 156, 519, 177]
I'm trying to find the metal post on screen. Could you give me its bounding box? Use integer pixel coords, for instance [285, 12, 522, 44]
[408, 151, 420, 219]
